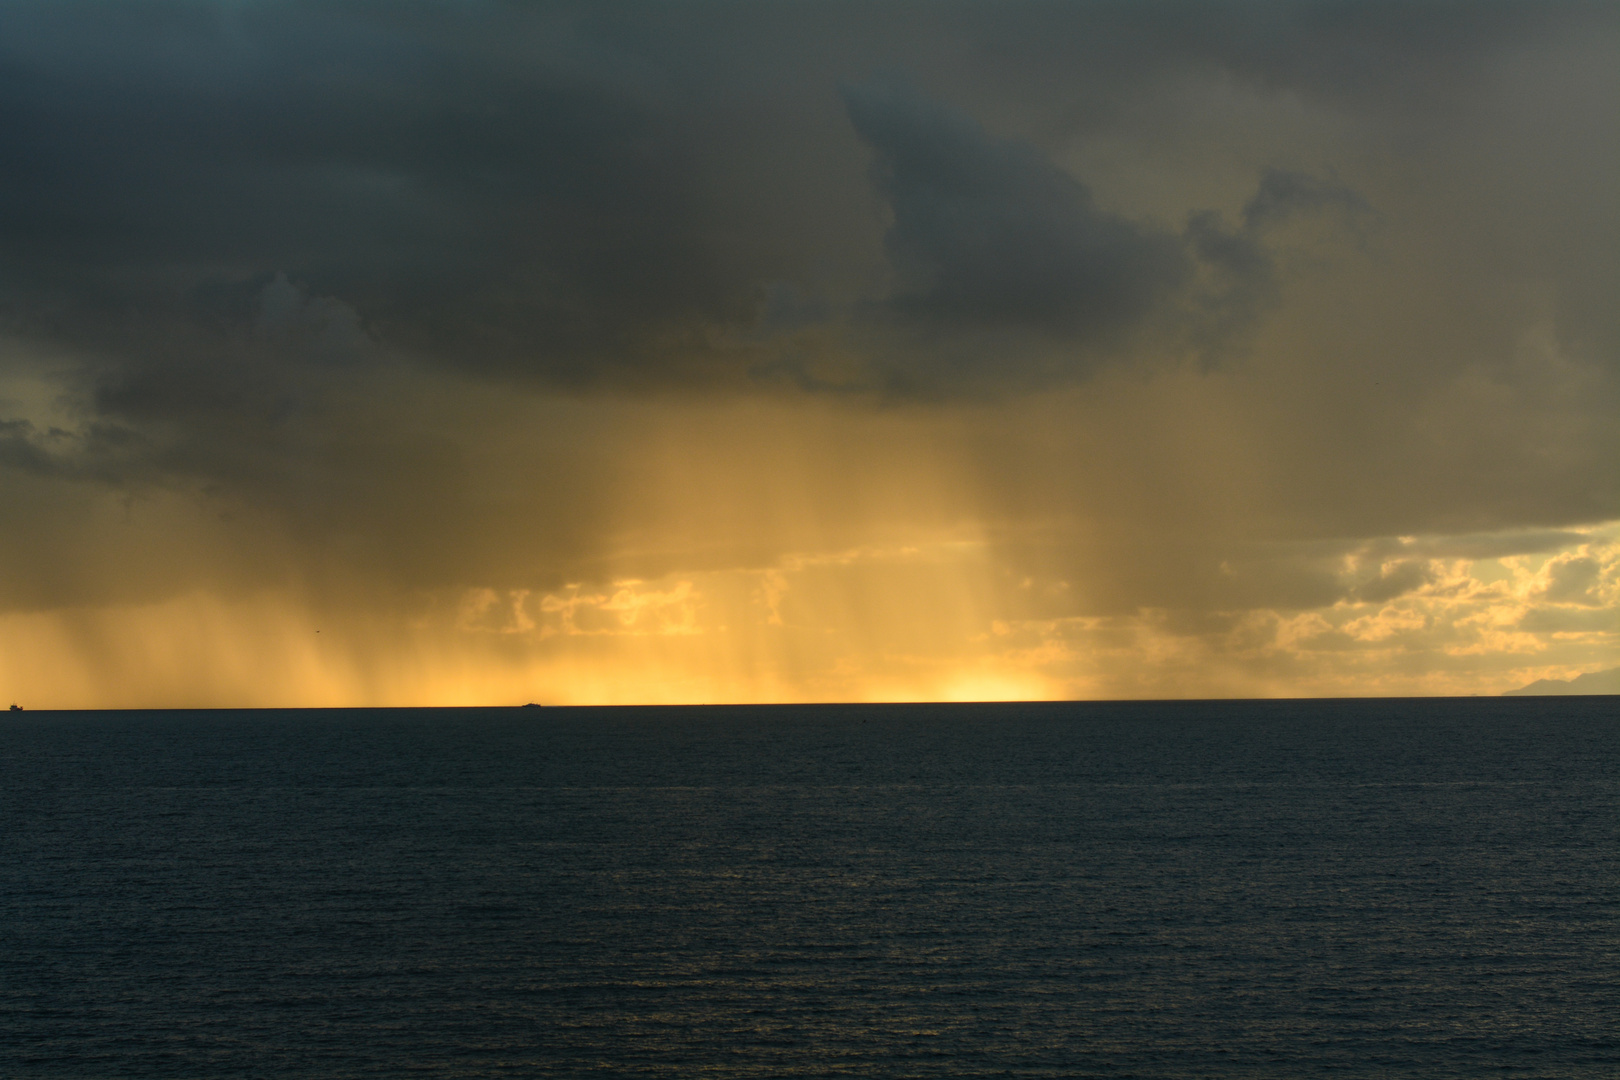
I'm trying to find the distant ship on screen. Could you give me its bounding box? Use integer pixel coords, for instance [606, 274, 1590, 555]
[8, 704, 20, 711]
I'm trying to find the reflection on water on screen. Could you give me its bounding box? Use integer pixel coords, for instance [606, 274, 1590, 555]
[2, 698, 1616, 1077]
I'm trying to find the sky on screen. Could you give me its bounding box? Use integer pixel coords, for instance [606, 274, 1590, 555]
[0, 0, 1615, 707]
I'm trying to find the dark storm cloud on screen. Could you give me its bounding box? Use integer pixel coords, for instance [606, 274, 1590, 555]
[0, 0, 1478, 415]
[0, 0, 1612, 616]
[1, 3, 1598, 388]
[0, 1, 754, 390]
[833, 81, 1373, 394]
[844, 79, 1189, 341]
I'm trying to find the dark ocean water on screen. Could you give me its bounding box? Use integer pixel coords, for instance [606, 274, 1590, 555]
[1, 698, 1616, 1078]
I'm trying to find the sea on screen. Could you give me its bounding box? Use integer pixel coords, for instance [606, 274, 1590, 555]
[1, 697, 1615, 1078]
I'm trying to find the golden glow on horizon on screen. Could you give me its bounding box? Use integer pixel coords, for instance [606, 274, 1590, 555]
[1, 524, 1614, 709]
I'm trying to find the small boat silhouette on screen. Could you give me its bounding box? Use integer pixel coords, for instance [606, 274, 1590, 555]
[8, 703, 20, 711]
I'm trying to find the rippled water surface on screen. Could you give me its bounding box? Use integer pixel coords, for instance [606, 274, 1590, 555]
[2, 698, 1617, 1077]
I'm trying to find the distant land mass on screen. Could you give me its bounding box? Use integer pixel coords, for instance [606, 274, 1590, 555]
[1504, 666, 1620, 696]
